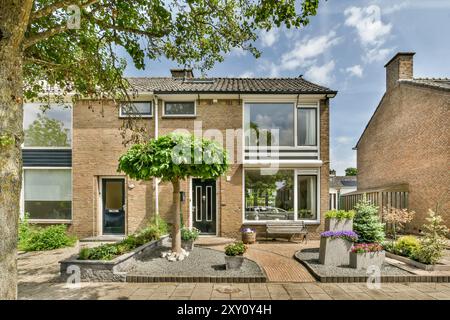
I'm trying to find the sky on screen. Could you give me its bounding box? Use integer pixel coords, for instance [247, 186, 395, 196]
[120, 0, 450, 175]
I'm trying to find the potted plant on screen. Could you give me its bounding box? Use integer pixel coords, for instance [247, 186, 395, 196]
[241, 227, 256, 244]
[324, 210, 355, 232]
[319, 230, 358, 266]
[350, 243, 385, 270]
[180, 227, 200, 251]
[224, 241, 247, 270]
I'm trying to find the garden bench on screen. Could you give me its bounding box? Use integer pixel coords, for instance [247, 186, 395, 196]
[265, 221, 308, 243]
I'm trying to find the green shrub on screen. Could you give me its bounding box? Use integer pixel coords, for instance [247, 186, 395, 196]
[225, 241, 247, 256]
[325, 210, 355, 219]
[393, 236, 420, 257]
[78, 244, 119, 260]
[150, 215, 170, 235]
[411, 209, 449, 265]
[181, 227, 200, 241]
[18, 216, 77, 252]
[353, 199, 385, 243]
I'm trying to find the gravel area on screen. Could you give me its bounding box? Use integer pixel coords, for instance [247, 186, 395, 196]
[126, 244, 265, 278]
[295, 248, 412, 277]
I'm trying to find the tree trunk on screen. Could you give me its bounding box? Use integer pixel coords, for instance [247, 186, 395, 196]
[0, 0, 33, 300]
[171, 179, 182, 254]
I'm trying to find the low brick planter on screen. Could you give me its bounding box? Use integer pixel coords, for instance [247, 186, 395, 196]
[350, 251, 385, 270]
[386, 252, 450, 271]
[59, 235, 168, 282]
[324, 218, 353, 232]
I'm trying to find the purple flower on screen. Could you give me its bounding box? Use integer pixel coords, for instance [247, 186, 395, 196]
[320, 230, 358, 242]
[240, 227, 255, 233]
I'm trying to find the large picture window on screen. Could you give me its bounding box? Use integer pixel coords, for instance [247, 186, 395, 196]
[23, 103, 72, 148]
[244, 169, 319, 222]
[24, 169, 72, 220]
[245, 170, 294, 221]
[244, 103, 294, 147]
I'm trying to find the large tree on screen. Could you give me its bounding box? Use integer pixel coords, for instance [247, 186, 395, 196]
[0, 0, 320, 299]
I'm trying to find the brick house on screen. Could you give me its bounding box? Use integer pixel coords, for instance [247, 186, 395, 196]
[21, 69, 337, 238]
[354, 52, 450, 231]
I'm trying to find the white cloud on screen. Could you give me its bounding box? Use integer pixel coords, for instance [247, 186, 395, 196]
[280, 31, 341, 71]
[260, 28, 279, 47]
[345, 65, 363, 78]
[364, 47, 393, 63]
[239, 71, 255, 78]
[229, 47, 247, 57]
[335, 136, 354, 144]
[344, 5, 392, 47]
[304, 60, 335, 86]
[330, 147, 357, 176]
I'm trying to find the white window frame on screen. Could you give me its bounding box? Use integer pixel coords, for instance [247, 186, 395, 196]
[22, 102, 73, 150]
[242, 168, 320, 225]
[243, 100, 320, 151]
[21, 167, 73, 223]
[119, 101, 153, 118]
[162, 100, 197, 118]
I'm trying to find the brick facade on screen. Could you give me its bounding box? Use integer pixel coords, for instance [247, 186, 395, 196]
[357, 54, 450, 231]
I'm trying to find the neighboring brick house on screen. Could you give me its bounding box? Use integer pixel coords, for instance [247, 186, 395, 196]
[329, 170, 357, 210]
[354, 52, 450, 231]
[21, 69, 337, 239]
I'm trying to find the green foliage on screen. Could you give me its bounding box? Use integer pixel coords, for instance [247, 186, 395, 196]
[118, 133, 230, 182]
[150, 215, 170, 235]
[181, 227, 200, 241]
[325, 210, 355, 220]
[78, 218, 168, 260]
[225, 241, 247, 256]
[18, 217, 77, 252]
[24, 114, 70, 147]
[389, 236, 421, 257]
[345, 167, 358, 176]
[411, 210, 449, 265]
[353, 199, 385, 243]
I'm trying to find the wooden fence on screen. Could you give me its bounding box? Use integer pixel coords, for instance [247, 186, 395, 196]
[340, 184, 409, 216]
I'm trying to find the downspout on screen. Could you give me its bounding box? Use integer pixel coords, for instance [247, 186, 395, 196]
[154, 95, 159, 219]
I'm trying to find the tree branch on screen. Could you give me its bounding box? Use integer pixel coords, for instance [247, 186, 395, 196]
[23, 24, 68, 48]
[31, 0, 99, 21]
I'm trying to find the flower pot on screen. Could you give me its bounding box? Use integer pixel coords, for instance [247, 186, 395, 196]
[242, 232, 256, 244]
[181, 239, 195, 252]
[318, 237, 353, 266]
[350, 251, 385, 270]
[225, 255, 245, 270]
[325, 218, 353, 232]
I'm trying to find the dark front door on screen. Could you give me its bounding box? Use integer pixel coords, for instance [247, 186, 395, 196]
[102, 178, 125, 235]
[192, 179, 216, 234]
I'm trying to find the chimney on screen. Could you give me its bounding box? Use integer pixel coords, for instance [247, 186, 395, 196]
[170, 68, 194, 79]
[384, 52, 415, 91]
[329, 169, 336, 177]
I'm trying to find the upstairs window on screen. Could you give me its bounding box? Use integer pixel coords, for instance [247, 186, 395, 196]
[163, 101, 196, 116]
[119, 102, 152, 117]
[23, 103, 72, 148]
[297, 107, 317, 146]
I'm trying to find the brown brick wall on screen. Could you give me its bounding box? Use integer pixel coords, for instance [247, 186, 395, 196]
[386, 54, 414, 91]
[357, 83, 450, 231]
[72, 100, 155, 237]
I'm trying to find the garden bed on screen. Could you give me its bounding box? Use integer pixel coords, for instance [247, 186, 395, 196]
[59, 235, 168, 282]
[294, 248, 450, 283]
[386, 252, 450, 271]
[125, 244, 266, 283]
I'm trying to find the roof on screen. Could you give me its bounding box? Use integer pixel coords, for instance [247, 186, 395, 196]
[399, 78, 450, 91]
[126, 77, 337, 95]
[330, 176, 357, 189]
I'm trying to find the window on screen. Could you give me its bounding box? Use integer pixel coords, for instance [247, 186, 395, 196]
[297, 108, 317, 146]
[245, 170, 294, 221]
[244, 169, 319, 222]
[244, 103, 294, 147]
[163, 101, 196, 116]
[24, 169, 72, 220]
[119, 102, 152, 117]
[23, 103, 72, 148]
[297, 175, 317, 220]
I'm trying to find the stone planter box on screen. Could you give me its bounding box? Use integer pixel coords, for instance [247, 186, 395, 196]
[325, 218, 353, 232]
[181, 239, 195, 252]
[350, 251, 385, 270]
[225, 255, 245, 270]
[59, 235, 168, 282]
[319, 237, 352, 266]
[386, 252, 450, 271]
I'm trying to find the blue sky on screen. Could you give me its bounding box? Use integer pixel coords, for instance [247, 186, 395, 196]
[121, 0, 450, 175]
